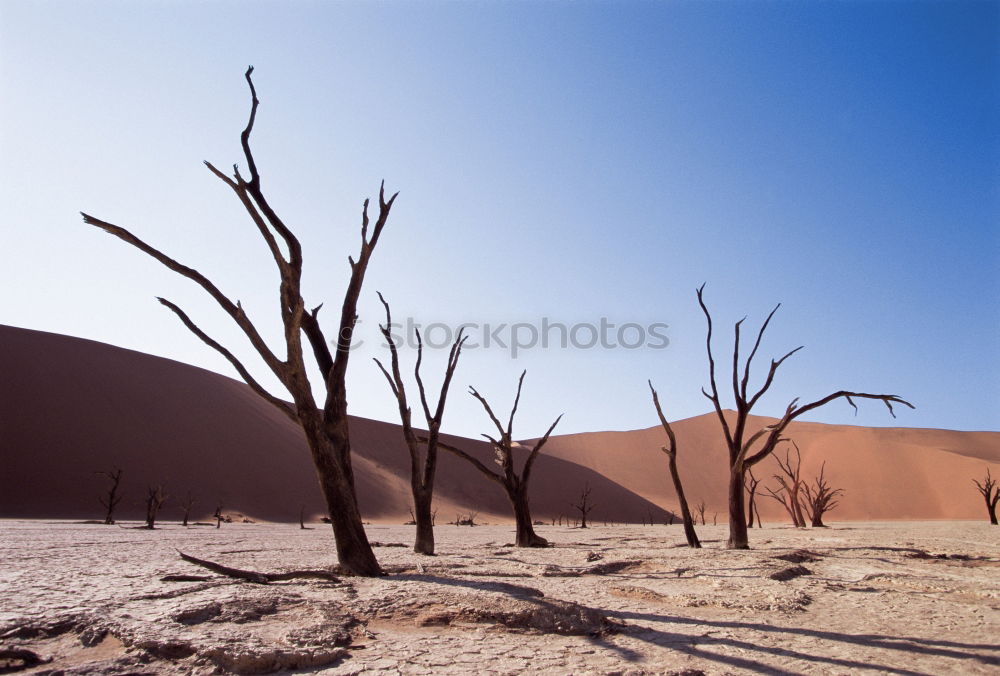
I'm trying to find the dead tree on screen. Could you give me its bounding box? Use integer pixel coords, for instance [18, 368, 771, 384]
[81, 67, 398, 575]
[973, 468, 1000, 525]
[144, 485, 167, 529]
[374, 293, 466, 555]
[763, 442, 807, 527]
[180, 492, 195, 527]
[436, 371, 561, 547]
[214, 503, 224, 529]
[571, 482, 596, 528]
[97, 468, 123, 525]
[695, 284, 913, 548]
[648, 381, 700, 547]
[695, 499, 707, 526]
[746, 467, 762, 528]
[799, 461, 844, 527]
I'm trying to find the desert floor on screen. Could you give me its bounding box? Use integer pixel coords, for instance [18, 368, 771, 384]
[1, 519, 998, 675]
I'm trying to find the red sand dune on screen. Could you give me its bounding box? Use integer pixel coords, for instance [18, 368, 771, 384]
[0, 325, 669, 524]
[1, 324, 997, 524]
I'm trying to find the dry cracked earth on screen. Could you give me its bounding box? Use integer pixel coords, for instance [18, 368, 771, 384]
[1, 520, 998, 675]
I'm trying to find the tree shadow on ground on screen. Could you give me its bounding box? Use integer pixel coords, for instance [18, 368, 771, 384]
[388, 572, 998, 675]
[602, 608, 1000, 675]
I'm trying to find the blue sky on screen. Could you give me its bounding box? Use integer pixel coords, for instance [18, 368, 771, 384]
[1, 0, 997, 439]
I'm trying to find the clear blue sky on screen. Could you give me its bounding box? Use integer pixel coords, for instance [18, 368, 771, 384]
[1, 0, 997, 438]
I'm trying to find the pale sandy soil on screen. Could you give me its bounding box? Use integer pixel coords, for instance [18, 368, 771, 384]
[1, 519, 998, 675]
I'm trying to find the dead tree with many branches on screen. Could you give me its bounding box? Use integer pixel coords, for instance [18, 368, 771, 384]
[799, 462, 844, 527]
[571, 482, 596, 528]
[81, 67, 397, 575]
[375, 293, 467, 555]
[763, 441, 807, 527]
[180, 492, 195, 527]
[695, 284, 913, 549]
[97, 468, 124, 525]
[648, 381, 701, 547]
[436, 371, 562, 547]
[144, 485, 167, 529]
[973, 468, 1000, 525]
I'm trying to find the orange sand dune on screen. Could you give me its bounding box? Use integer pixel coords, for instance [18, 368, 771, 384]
[0, 325, 669, 525]
[540, 411, 1000, 521]
[1, 325, 997, 525]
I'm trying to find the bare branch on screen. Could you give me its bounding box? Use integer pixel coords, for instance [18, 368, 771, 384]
[507, 370, 527, 440]
[431, 438, 504, 485]
[469, 386, 507, 439]
[157, 297, 296, 423]
[648, 380, 677, 456]
[521, 413, 563, 488]
[80, 213, 284, 376]
[696, 284, 733, 448]
[740, 303, 780, 400]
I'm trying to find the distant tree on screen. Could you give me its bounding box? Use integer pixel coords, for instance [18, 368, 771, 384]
[648, 381, 700, 547]
[437, 371, 562, 547]
[374, 293, 467, 555]
[180, 492, 195, 527]
[81, 67, 396, 575]
[97, 468, 124, 525]
[746, 467, 763, 528]
[799, 462, 844, 527]
[571, 482, 596, 528]
[973, 468, 1000, 525]
[144, 485, 167, 529]
[695, 499, 707, 526]
[694, 284, 912, 548]
[214, 503, 224, 529]
[763, 442, 807, 528]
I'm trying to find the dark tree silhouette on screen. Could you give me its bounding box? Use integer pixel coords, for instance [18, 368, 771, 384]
[180, 492, 195, 527]
[746, 467, 763, 528]
[374, 293, 466, 555]
[648, 381, 701, 547]
[973, 468, 1000, 525]
[144, 485, 167, 529]
[799, 461, 844, 527]
[97, 468, 123, 525]
[436, 371, 561, 547]
[763, 442, 807, 527]
[695, 499, 707, 526]
[694, 284, 913, 549]
[81, 67, 398, 575]
[571, 482, 596, 528]
[214, 503, 224, 529]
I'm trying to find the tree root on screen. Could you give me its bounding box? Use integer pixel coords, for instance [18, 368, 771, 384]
[177, 551, 339, 584]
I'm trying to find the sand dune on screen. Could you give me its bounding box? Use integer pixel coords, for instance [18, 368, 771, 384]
[1, 324, 997, 524]
[540, 412, 1000, 521]
[0, 325, 669, 524]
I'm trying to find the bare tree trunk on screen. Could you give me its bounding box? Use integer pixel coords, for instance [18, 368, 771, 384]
[309, 432, 380, 574]
[412, 488, 435, 554]
[746, 468, 761, 528]
[667, 448, 701, 547]
[511, 487, 546, 547]
[648, 381, 700, 547]
[727, 467, 750, 549]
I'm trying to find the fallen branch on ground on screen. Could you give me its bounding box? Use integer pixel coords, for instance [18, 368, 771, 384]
[177, 551, 340, 584]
